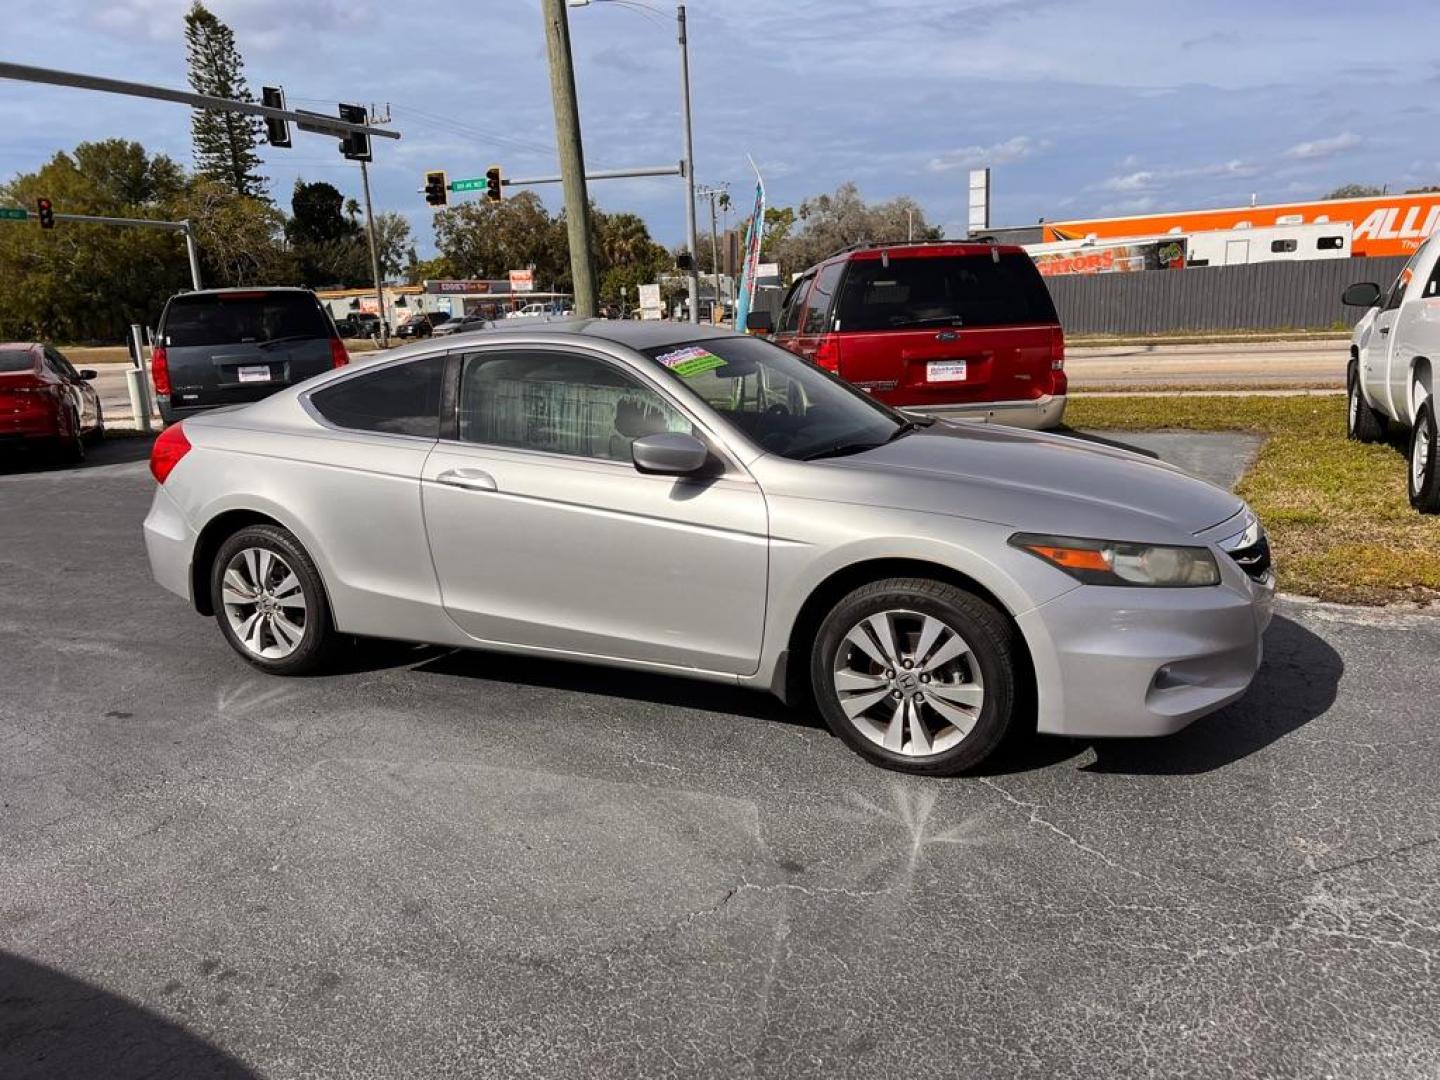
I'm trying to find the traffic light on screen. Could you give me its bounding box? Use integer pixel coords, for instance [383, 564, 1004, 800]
[36, 197, 54, 230]
[485, 166, 503, 203]
[424, 171, 448, 207]
[262, 86, 291, 148]
[338, 103, 371, 162]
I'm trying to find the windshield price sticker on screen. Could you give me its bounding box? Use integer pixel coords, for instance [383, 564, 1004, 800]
[655, 345, 725, 379]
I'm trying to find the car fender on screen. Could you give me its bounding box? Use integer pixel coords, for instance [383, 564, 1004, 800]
[755, 508, 1076, 699]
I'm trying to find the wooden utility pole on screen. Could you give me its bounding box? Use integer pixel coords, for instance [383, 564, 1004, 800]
[539, 0, 597, 318]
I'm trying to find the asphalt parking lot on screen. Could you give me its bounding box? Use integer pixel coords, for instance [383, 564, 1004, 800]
[3, 435, 1439, 1079]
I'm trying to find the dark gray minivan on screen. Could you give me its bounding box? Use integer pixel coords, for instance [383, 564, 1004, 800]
[152, 288, 348, 422]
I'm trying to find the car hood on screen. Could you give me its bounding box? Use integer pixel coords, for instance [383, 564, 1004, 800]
[768, 421, 1244, 542]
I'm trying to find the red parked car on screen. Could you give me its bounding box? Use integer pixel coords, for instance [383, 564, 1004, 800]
[768, 241, 1067, 429]
[0, 343, 105, 463]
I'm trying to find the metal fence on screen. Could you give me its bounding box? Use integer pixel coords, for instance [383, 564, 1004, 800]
[1043, 255, 1408, 335]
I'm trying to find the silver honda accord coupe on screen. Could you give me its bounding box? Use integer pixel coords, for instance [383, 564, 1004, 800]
[143, 320, 1274, 774]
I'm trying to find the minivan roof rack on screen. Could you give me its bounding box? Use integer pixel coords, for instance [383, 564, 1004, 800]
[820, 236, 997, 262]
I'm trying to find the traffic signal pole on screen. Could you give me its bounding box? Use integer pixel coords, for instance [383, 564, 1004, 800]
[359, 159, 388, 345]
[539, 0, 598, 318]
[678, 5, 700, 324]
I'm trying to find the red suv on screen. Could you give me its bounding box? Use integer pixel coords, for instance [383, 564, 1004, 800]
[769, 241, 1066, 429]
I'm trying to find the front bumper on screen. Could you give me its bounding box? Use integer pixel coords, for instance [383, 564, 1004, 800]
[906, 393, 1067, 431]
[143, 484, 198, 605]
[1018, 558, 1274, 739]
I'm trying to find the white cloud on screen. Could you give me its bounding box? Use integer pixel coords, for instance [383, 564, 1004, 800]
[1097, 159, 1259, 192]
[927, 135, 1046, 173]
[1284, 132, 1362, 160]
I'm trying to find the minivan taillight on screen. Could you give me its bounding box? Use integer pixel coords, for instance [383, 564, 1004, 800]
[150, 345, 171, 396]
[1049, 327, 1067, 395]
[814, 334, 840, 373]
[150, 423, 191, 484]
[329, 337, 350, 368]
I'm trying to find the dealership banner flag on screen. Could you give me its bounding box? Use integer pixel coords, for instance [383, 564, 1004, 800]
[734, 157, 766, 332]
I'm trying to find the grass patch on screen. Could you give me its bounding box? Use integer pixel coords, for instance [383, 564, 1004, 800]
[1065, 394, 1440, 606]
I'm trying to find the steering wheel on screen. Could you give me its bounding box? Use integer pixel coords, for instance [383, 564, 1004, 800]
[764, 402, 791, 418]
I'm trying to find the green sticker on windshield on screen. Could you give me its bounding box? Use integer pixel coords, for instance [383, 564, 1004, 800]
[655, 345, 725, 379]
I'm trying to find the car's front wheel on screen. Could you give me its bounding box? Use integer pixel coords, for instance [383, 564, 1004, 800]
[211, 524, 336, 674]
[1409, 401, 1440, 514]
[810, 578, 1017, 775]
[1348, 364, 1386, 443]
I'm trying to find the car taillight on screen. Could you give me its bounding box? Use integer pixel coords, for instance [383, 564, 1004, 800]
[151, 345, 171, 396]
[1050, 326, 1065, 370]
[814, 334, 840, 373]
[150, 423, 191, 484]
[329, 337, 350, 368]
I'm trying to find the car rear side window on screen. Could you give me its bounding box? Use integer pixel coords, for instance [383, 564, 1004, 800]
[835, 252, 1057, 331]
[162, 292, 331, 347]
[801, 262, 845, 334]
[310, 355, 445, 438]
[0, 348, 35, 373]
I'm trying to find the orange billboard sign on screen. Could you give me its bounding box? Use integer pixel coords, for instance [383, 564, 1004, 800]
[1043, 192, 1440, 258]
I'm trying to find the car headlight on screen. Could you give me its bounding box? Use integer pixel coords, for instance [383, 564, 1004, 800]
[1009, 533, 1221, 587]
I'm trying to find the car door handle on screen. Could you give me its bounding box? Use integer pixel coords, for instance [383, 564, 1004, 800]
[435, 468, 497, 492]
[1379, 326, 1390, 335]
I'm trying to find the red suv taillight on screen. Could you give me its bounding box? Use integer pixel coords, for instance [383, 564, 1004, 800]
[150, 344, 171, 396]
[814, 333, 841, 373]
[1049, 327, 1067, 395]
[150, 423, 191, 484]
[329, 337, 350, 368]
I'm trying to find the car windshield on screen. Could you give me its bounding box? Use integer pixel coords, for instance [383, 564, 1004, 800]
[162, 292, 330, 347]
[0, 347, 36, 373]
[835, 252, 1056, 331]
[642, 335, 910, 460]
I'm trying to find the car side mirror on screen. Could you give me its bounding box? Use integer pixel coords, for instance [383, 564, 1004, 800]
[78, 368, 98, 381]
[631, 432, 710, 476]
[1342, 282, 1382, 308]
[746, 310, 773, 334]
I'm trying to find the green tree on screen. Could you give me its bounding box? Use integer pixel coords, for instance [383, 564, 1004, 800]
[766, 183, 942, 273]
[433, 192, 566, 283]
[0, 141, 195, 341]
[1323, 184, 1384, 199]
[184, 2, 267, 200]
[287, 179, 368, 287]
[179, 178, 294, 286]
[369, 211, 413, 280]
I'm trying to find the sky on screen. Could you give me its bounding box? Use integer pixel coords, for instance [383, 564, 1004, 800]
[2, 0, 1438, 258]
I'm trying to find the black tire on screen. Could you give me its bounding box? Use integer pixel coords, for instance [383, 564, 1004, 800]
[1347, 364, 1386, 443]
[86, 403, 106, 445]
[55, 407, 85, 464]
[210, 524, 337, 675]
[810, 577, 1017, 775]
[1408, 401, 1440, 514]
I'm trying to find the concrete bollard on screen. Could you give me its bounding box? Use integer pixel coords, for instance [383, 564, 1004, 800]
[125, 368, 153, 434]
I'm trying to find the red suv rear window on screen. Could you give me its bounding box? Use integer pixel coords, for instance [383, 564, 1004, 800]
[836, 253, 1056, 332]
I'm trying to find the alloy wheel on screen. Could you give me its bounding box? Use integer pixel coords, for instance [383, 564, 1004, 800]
[1348, 382, 1360, 432]
[221, 547, 309, 660]
[1415, 411, 1432, 492]
[831, 608, 985, 757]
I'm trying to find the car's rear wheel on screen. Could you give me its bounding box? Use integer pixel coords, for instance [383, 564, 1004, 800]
[810, 578, 1016, 775]
[1409, 401, 1440, 514]
[211, 524, 335, 674]
[55, 406, 85, 464]
[1348, 364, 1386, 443]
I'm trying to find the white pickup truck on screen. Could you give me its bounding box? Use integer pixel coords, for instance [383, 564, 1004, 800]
[1344, 230, 1440, 512]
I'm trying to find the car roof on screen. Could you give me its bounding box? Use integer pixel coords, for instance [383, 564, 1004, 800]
[170, 286, 316, 296]
[375, 318, 738, 361]
[0, 343, 42, 352]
